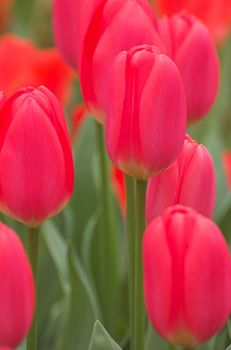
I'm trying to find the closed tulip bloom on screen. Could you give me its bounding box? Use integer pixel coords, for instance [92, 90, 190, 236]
[152, 0, 231, 43]
[106, 45, 186, 180]
[53, 0, 82, 69]
[146, 134, 216, 223]
[79, 0, 164, 120]
[222, 150, 231, 189]
[143, 205, 231, 348]
[0, 86, 74, 227]
[158, 13, 220, 122]
[0, 222, 35, 348]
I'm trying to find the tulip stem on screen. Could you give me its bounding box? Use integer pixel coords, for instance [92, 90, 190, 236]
[26, 227, 40, 350]
[125, 175, 136, 348]
[134, 179, 147, 350]
[95, 122, 118, 333]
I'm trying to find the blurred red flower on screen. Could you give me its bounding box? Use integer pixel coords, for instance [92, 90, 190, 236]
[0, 34, 74, 104]
[0, 0, 13, 30]
[70, 104, 88, 144]
[152, 0, 231, 43]
[111, 165, 126, 218]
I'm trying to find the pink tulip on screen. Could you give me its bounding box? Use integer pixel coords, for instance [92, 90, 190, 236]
[52, 0, 82, 69]
[146, 134, 216, 223]
[79, 0, 164, 121]
[0, 222, 35, 348]
[106, 45, 186, 180]
[0, 86, 74, 227]
[143, 205, 231, 348]
[158, 12, 220, 122]
[152, 0, 231, 43]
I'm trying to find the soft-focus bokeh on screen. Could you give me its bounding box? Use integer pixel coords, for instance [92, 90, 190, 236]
[1, 1, 231, 349]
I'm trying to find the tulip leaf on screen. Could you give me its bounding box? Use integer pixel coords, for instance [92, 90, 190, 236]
[225, 346, 231, 350]
[42, 221, 70, 295]
[88, 321, 122, 350]
[81, 209, 102, 274]
[43, 221, 102, 350]
[56, 248, 102, 350]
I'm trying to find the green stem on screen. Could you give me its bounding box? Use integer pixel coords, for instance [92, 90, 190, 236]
[134, 179, 147, 350]
[167, 343, 176, 350]
[125, 175, 136, 348]
[26, 227, 40, 350]
[95, 122, 117, 333]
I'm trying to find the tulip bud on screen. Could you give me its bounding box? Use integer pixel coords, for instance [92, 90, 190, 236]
[152, 0, 231, 43]
[158, 13, 220, 122]
[0, 222, 34, 348]
[146, 134, 216, 223]
[0, 86, 74, 227]
[106, 45, 186, 180]
[79, 0, 164, 120]
[143, 205, 231, 348]
[222, 150, 231, 189]
[52, 0, 82, 69]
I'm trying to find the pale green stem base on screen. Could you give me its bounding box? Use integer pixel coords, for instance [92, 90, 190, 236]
[26, 227, 40, 350]
[134, 179, 147, 350]
[125, 175, 135, 348]
[95, 122, 117, 333]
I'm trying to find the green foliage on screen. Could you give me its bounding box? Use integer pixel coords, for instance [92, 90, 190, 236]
[88, 321, 122, 350]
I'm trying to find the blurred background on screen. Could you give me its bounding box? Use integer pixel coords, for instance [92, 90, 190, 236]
[0, 0, 231, 349]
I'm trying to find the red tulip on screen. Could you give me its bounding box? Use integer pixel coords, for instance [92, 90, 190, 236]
[79, 0, 164, 121]
[158, 13, 220, 122]
[0, 86, 74, 227]
[152, 0, 231, 43]
[143, 205, 231, 348]
[0, 0, 14, 30]
[146, 134, 216, 223]
[223, 150, 231, 189]
[52, 0, 82, 68]
[0, 34, 73, 104]
[110, 165, 126, 217]
[106, 45, 186, 180]
[70, 104, 88, 144]
[0, 222, 34, 348]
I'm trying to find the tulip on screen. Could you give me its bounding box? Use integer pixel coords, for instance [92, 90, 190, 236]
[106, 44, 186, 180]
[158, 13, 220, 122]
[0, 34, 73, 105]
[222, 150, 231, 189]
[52, 0, 82, 69]
[111, 165, 126, 217]
[0, 0, 14, 30]
[152, 0, 231, 43]
[70, 104, 88, 144]
[79, 0, 165, 120]
[146, 134, 216, 223]
[0, 222, 35, 348]
[143, 205, 231, 348]
[0, 86, 74, 227]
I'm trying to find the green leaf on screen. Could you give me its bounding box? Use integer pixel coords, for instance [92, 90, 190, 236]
[42, 221, 69, 295]
[225, 346, 231, 350]
[88, 321, 122, 350]
[56, 248, 102, 350]
[81, 209, 102, 274]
